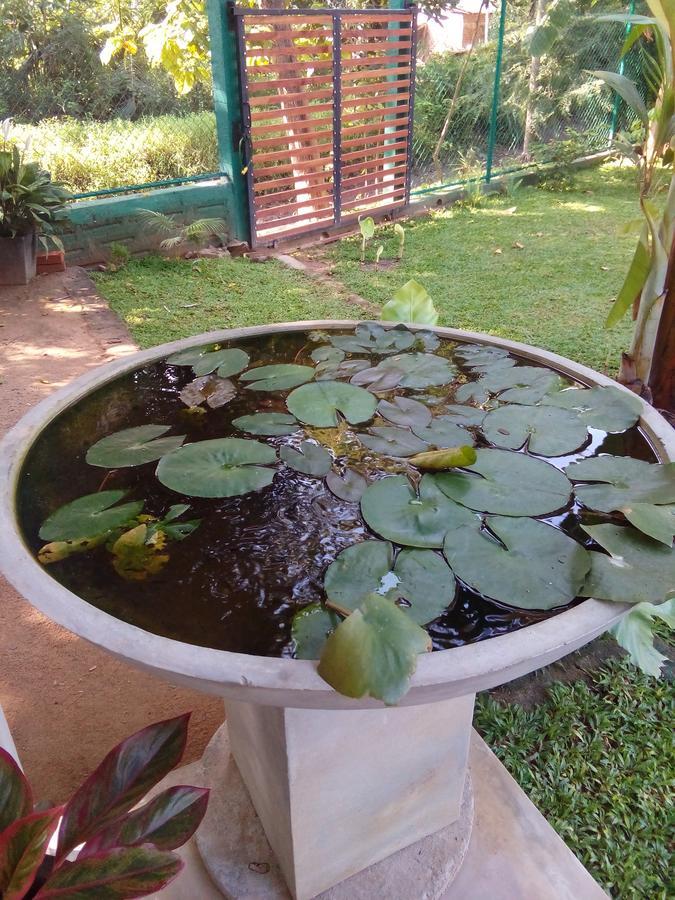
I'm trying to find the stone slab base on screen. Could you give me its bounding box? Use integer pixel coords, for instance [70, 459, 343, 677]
[150, 730, 609, 900]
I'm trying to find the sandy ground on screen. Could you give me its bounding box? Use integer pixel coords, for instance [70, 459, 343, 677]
[0, 268, 223, 802]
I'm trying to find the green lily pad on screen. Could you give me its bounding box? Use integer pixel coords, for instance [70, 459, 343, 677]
[377, 397, 432, 428]
[544, 385, 642, 432]
[434, 448, 572, 516]
[482, 405, 588, 456]
[325, 540, 394, 614]
[329, 322, 415, 355]
[39, 490, 144, 542]
[391, 548, 456, 623]
[292, 603, 341, 660]
[412, 416, 475, 448]
[179, 375, 236, 409]
[620, 503, 675, 547]
[565, 456, 675, 513]
[194, 348, 249, 378]
[351, 365, 407, 393]
[86, 425, 186, 468]
[361, 474, 476, 548]
[455, 344, 511, 367]
[377, 353, 456, 389]
[286, 381, 377, 427]
[311, 346, 344, 364]
[455, 381, 489, 404]
[316, 359, 371, 381]
[239, 364, 314, 392]
[358, 426, 429, 457]
[580, 524, 675, 605]
[414, 330, 440, 351]
[443, 516, 590, 610]
[409, 446, 477, 471]
[232, 413, 299, 436]
[325, 469, 367, 502]
[280, 441, 332, 476]
[458, 366, 560, 405]
[156, 438, 276, 498]
[317, 592, 431, 705]
[442, 404, 487, 427]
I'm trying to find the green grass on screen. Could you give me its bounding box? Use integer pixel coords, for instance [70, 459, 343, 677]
[93, 254, 364, 349]
[475, 658, 673, 899]
[327, 165, 640, 374]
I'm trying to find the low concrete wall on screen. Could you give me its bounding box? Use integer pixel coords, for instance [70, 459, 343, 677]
[61, 179, 231, 266]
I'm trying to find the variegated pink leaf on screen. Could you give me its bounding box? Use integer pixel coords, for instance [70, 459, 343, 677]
[0, 806, 62, 900]
[0, 748, 33, 832]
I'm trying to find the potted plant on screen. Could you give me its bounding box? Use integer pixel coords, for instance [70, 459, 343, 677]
[0, 120, 70, 286]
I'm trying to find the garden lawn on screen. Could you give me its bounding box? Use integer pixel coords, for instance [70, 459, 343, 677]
[94, 254, 364, 348]
[326, 165, 640, 374]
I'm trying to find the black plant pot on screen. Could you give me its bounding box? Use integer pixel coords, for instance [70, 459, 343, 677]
[0, 232, 38, 286]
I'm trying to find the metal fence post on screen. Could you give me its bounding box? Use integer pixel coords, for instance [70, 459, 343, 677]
[485, 0, 507, 184]
[609, 0, 636, 141]
[206, 0, 251, 244]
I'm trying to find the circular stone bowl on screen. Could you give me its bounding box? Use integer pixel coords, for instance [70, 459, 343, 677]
[1, 322, 673, 711]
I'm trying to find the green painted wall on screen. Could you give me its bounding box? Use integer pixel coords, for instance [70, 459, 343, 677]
[61, 180, 230, 265]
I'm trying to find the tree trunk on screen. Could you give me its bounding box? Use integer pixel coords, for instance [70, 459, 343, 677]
[522, 0, 545, 161]
[647, 238, 675, 415]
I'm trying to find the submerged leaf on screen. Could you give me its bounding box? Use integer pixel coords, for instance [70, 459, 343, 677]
[156, 438, 276, 498]
[86, 425, 185, 468]
[409, 446, 477, 471]
[292, 603, 341, 659]
[566, 456, 675, 513]
[317, 593, 431, 705]
[179, 374, 236, 409]
[39, 491, 144, 542]
[325, 468, 367, 502]
[280, 441, 332, 476]
[286, 381, 377, 427]
[482, 405, 588, 456]
[111, 524, 169, 581]
[444, 516, 590, 610]
[239, 364, 314, 392]
[610, 599, 675, 677]
[232, 413, 299, 436]
[544, 385, 642, 432]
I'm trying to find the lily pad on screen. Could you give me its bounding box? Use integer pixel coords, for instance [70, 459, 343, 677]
[311, 346, 344, 364]
[412, 416, 475, 448]
[443, 516, 590, 610]
[458, 366, 560, 405]
[316, 359, 371, 381]
[317, 592, 431, 705]
[482, 405, 588, 456]
[455, 344, 511, 367]
[409, 446, 477, 471]
[179, 375, 236, 409]
[239, 364, 314, 392]
[620, 503, 675, 547]
[86, 425, 186, 468]
[442, 404, 487, 427]
[357, 426, 428, 457]
[329, 322, 415, 355]
[580, 524, 675, 605]
[286, 381, 377, 427]
[351, 365, 407, 393]
[156, 438, 276, 498]
[324, 540, 394, 614]
[325, 469, 367, 502]
[565, 456, 675, 513]
[434, 449, 572, 516]
[377, 353, 456, 389]
[414, 330, 440, 351]
[455, 381, 489, 404]
[377, 397, 432, 428]
[232, 413, 299, 436]
[194, 348, 249, 378]
[544, 385, 642, 432]
[361, 474, 476, 548]
[393, 548, 456, 623]
[280, 441, 332, 476]
[292, 603, 341, 660]
[39, 490, 144, 542]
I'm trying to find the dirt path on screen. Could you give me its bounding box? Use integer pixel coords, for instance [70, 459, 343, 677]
[0, 268, 223, 802]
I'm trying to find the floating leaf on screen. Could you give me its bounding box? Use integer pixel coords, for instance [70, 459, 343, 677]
[329, 322, 415, 355]
[86, 425, 186, 469]
[377, 352, 456, 389]
[38, 534, 107, 564]
[232, 413, 299, 436]
[239, 364, 314, 392]
[317, 593, 431, 705]
[292, 603, 341, 660]
[324, 540, 394, 614]
[316, 358, 371, 381]
[620, 503, 675, 547]
[566, 456, 675, 513]
[455, 344, 510, 367]
[357, 426, 428, 457]
[156, 438, 276, 498]
[351, 364, 406, 392]
[191, 348, 249, 378]
[165, 346, 215, 366]
[39, 491, 144, 542]
[544, 385, 642, 432]
[462, 365, 560, 406]
[412, 415, 475, 448]
[610, 599, 675, 677]
[444, 516, 590, 610]
[482, 405, 588, 456]
[111, 524, 170, 581]
[455, 381, 489, 404]
[409, 446, 477, 471]
[179, 375, 236, 409]
[377, 396, 432, 428]
[434, 449, 572, 516]
[325, 469, 367, 502]
[280, 441, 332, 476]
[393, 548, 456, 623]
[286, 381, 377, 427]
[442, 404, 487, 427]
[380, 279, 439, 326]
[414, 330, 440, 351]
[361, 474, 475, 548]
[580, 524, 675, 605]
[311, 346, 344, 365]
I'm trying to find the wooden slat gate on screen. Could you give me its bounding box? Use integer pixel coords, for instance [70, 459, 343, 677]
[233, 5, 417, 247]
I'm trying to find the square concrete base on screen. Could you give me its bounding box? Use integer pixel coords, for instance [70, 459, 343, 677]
[150, 729, 608, 900]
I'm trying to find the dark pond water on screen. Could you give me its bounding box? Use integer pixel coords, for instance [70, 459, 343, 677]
[17, 328, 656, 658]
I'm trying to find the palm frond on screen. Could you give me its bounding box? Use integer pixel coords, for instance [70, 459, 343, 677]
[183, 217, 228, 240]
[159, 234, 186, 250]
[136, 208, 177, 236]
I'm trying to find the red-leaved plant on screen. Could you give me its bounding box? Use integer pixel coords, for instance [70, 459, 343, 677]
[0, 713, 209, 899]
